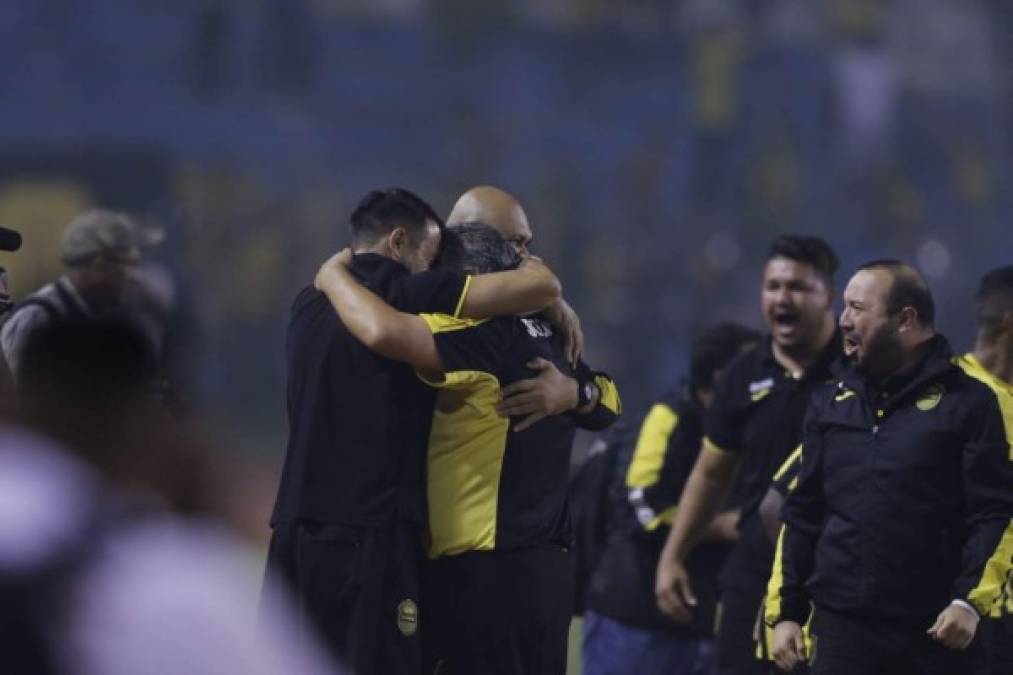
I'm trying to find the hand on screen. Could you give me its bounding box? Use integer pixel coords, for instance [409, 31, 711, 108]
[771, 621, 807, 671]
[496, 358, 578, 432]
[542, 298, 583, 366]
[927, 604, 979, 650]
[654, 556, 696, 623]
[314, 248, 353, 291]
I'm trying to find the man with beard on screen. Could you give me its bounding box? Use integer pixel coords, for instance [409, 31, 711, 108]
[655, 235, 841, 675]
[314, 223, 621, 675]
[266, 189, 563, 675]
[767, 261, 1013, 674]
[953, 265, 1013, 675]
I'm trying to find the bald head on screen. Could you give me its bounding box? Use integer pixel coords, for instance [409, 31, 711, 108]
[447, 186, 533, 256]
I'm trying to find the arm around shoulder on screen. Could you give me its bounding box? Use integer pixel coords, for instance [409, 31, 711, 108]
[314, 251, 444, 371]
[458, 257, 561, 319]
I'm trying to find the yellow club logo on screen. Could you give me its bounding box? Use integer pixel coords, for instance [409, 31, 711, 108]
[397, 599, 418, 637]
[916, 384, 945, 411]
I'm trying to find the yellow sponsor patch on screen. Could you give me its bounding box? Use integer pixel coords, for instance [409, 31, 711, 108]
[834, 390, 856, 403]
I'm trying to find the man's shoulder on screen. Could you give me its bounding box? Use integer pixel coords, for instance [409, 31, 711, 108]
[650, 390, 697, 420]
[711, 341, 773, 405]
[287, 286, 344, 347]
[289, 285, 325, 319]
[16, 281, 60, 307]
[805, 378, 847, 413]
[3, 283, 59, 331]
[724, 339, 765, 374]
[389, 269, 467, 313]
[948, 364, 1008, 411]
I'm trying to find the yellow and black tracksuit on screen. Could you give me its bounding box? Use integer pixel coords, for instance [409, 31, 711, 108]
[766, 336, 1013, 674]
[585, 391, 730, 639]
[956, 352, 1013, 675]
[417, 313, 620, 675]
[755, 447, 811, 672]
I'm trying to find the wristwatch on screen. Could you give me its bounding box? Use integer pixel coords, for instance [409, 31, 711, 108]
[577, 376, 598, 408]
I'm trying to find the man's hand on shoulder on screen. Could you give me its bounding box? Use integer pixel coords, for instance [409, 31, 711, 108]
[541, 298, 583, 367]
[496, 357, 578, 432]
[314, 248, 353, 292]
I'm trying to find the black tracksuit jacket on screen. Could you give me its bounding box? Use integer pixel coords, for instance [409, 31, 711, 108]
[766, 336, 1013, 625]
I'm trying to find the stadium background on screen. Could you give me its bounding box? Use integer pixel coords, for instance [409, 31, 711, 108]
[1, 2, 1010, 670]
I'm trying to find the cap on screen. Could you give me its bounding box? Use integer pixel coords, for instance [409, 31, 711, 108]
[60, 209, 163, 266]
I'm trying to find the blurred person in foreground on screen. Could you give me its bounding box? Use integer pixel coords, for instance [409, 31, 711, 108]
[581, 322, 760, 675]
[0, 209, 164, 384]
[266, 189, 564, 674]
[314, 222, 621, 675]
[0, 316, 332, 675]
[656, 236, 841, 674]
[766, 261, 1013, 674]
[953, 265, 1013, 675]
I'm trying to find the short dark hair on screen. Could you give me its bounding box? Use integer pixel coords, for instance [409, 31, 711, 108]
[349, 188, 443, 246]
[689, 322, 761, 394]
[857, 259, 935, 326]
[436, 222, 522, 275]
[975, 265, 1013, 339]
[768, 235, 839, 287]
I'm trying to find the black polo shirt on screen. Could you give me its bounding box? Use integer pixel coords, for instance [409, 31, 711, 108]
[418, 314, 621, 558]
[270, 254, 470, 529]
[703, 331, 841, 590]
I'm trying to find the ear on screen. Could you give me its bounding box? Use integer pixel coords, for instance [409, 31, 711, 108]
[896, 306, 918, 333]
[386, 227, 407, 262]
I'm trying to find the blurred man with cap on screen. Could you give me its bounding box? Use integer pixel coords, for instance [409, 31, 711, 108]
[0, 209, 161, 383]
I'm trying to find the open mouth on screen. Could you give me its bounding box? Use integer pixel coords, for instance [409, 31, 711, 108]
[843, 335, 859, 358]
[771, 311, 800, 332]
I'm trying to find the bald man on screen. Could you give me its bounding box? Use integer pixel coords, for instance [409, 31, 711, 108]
[448, 186, 535, 256]
[448, 186, 588, 431]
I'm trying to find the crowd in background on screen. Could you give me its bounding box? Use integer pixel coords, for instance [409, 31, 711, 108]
[1, 0, 1011, 453]
[1, 2, 1011, 674]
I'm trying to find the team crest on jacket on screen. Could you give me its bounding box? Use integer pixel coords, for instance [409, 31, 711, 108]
[397, 599, 418, 636]
[834, 388, 856, 403]
[749, 377, 774, 402]
[916, 384, 945, 411]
